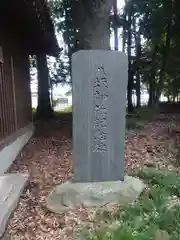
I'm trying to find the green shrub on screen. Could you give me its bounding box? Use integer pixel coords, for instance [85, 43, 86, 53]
[80, 168, 180, 240]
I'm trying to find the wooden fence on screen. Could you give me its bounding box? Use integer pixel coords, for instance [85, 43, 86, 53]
[0, 48, 32, 141]
[0, 52, 16, 140]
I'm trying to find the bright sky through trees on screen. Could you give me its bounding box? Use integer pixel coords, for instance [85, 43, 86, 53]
[31, 0, 125, 108]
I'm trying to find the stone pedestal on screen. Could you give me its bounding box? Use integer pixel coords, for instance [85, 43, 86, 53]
[0, 173, 29, 238]
[47, 176, 145, 213]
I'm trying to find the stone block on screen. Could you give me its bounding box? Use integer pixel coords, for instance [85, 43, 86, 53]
[72, 50, 128, 182]
[0, 173, 29, 238]
[47, 176, 145, 213]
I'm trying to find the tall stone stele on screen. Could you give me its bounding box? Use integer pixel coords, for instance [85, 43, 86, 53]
[47, 50, 145, 214]
[72, 50, 128, 183]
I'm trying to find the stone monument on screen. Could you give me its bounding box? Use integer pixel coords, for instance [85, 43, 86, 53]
[47, 50, 145, 213]
[72, 50, 127, 182]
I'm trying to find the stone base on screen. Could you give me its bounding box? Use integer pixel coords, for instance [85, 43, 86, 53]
[47, 176, 145, 213]
[0, 173, 29, 238]
[0, 232, 10, 240]
[0, 123, 34, 175]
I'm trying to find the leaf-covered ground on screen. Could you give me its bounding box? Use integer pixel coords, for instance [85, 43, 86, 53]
[6, 113, 180, 239]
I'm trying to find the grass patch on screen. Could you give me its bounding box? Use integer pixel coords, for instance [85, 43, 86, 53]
[80, 168, 180, 240]
[32, 105, 72, 115]
[55, 105, 72, 114]
[32, 107, 36, 113]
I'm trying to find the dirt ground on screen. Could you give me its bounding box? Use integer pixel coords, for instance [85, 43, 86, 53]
[6, 114, 180, 239]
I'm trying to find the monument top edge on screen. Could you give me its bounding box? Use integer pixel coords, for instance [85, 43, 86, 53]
[72, 49, 127, 57]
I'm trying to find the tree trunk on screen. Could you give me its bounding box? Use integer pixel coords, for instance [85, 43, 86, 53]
[155, 0, 173, 104]
[167, 94, 170, 102]
[122, 0, 128, 52]
[73, 0, 113, 49]
[36, 53, 53, 119]
[127, 1, 134, 113]
[148, 45, 158, 107]
[136, 72, 141, 108]
[50, 77, 54, 109]
[134, 19, 141, 108]
[148, 81, 156, 106]
[113, 0, 118, 50]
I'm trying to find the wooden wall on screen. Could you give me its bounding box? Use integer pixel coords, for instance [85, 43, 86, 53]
[0, 46, 32, 141]
[13, 53, 32, 129]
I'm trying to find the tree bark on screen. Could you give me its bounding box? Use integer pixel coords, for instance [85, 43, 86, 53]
[122, 0, 128, 52]
[36, 53, 53, 119]
[148, 45, 158, 107]
[72, 0, 113, 49]
[127, 1, 134, 113]
[134, 18, 141, 108]
[148, 81, 156, 106]
[113, 0, 118, 50]
[155, 0, 173, 104]
[136, 71, 141, 108]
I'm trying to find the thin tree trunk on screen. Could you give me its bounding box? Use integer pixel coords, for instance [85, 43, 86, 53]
[167, 94, 170, 102]
[113, 0, 118, 50]
[136, 71, 141, 108]
[127, 2, 133, 113]
[133, 17, 141, 108]
[36, 53, 53, 119]
[155, 0, 173, 104]
[148, 45, 158, 107]
[50, 78, 53, 109]
[148, 82, 156, 106]
[122, 0, 127, 52]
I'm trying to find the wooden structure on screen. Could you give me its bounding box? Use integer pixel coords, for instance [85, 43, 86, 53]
[0, 0, 59, 173]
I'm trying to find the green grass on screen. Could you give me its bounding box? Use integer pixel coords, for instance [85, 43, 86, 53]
[32, 105, 72, 114]
[55, 105, 72, 114]
[80, 168, 180, 240]
[32, 107, 36, 114]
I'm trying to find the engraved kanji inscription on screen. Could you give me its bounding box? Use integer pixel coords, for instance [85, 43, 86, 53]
[92, 65, 109, 153]
[97, 66, 108, 88]
[92, 142, 107, 153]
[94, 104, 107, 113]
[94, 130, 107, 141]
[94, 120, 107, 129]
[93, 90, 108, 100]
